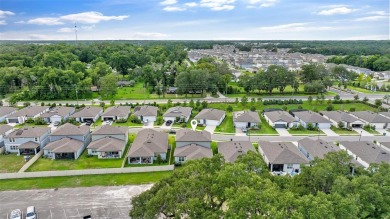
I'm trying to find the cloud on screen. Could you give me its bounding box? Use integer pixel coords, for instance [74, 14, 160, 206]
[184, 2, 198, 7]
[259, 23, 335, 32]
[132, 32, 168, 39]
[354, 15, 388, 22]
[247, 0, 278, 8]
[171, 19, 223, 27]
[0, 10, 15, 18]
[160, 0, 177, 5]
[163, 6, 187, 11]
[20, 11, 128, 25]
[200, 0, 235, 11]
[0, 20, 7, 25]
[317, 7, 356, 15]
[57, 27, 74, 33]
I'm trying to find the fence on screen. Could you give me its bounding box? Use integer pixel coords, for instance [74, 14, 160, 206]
[0, 165, 175, 180]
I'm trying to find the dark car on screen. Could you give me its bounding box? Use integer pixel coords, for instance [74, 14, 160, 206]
[165, 120, 173, 126]
[169, 129, 176, 134]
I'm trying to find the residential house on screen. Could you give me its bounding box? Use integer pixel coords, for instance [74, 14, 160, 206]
[174, 129, 212, 163]
[258, 141, 309, 174]
[339, 141, 390, 168]
[163, 106, 192, 123]
[126, 129, 168, 164]
[4, 126, 51, 155]
[379, 142, 390, 153]
[0, 107, 17, 122]
[350, 111, 390, 129]
[87, 125, 128, 159]
[44, 137, 85, 160]
[292, 110, 332, 129]
[0, 124, 13, 153]
[101, 106, 131, 121]
[194, 108, 226, 126]
[379, 112, 390, 120]
[297, 138, 339, 160]
[6, 106, 50, 124]
[40, 106, 75, 124]
[49, 123, 91, 145]
[233, 111, 260, 129]
[218, 141, 255, 163]
[133, 106, 158, 123]
[320, 111, 365, 128]
[263, 110, 297, 128]
[70, 106, 103, 123]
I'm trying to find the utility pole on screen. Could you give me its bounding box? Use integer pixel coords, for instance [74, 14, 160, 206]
[74, 85, 79, 106]
[74, 22, 78, 43]
[359, 131, 362, 141]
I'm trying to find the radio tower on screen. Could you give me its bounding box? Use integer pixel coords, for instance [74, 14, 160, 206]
[74, 22, 78, 43]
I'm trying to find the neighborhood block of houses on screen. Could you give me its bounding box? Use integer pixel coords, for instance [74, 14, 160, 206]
[174, 129, 213, 163]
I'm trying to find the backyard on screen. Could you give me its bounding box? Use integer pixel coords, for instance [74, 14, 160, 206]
[0, 154, 26, 173]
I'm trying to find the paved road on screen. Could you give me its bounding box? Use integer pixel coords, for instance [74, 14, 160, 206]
[0, 185, 152, 219]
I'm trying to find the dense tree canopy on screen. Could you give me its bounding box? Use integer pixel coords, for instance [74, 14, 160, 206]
[327, 54, 390, 71]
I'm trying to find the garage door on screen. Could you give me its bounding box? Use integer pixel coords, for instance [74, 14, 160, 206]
[8, 119, 19, 123]
[274, 124, 286, 128]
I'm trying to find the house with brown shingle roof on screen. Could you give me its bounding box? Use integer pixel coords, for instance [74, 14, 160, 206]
[133, 106, 158, 123]
[263, 110, 297, 128]
[44, 137, 85, 159]
[0, 124, 13, 151]
[174, 129, 212, 163]
[233, 111, 260, 129]
[163, 106, 192, 123]
[351, 111, 390, 129]
[40, 106, 75, 124]
[101, 106, 131, 121]
[4, 126, 51, 155]
[6, 106, 50, 124]
[339, 141, 390, 168]
[87, 125, 128, 159]
[292, 110, 332, 129]
[194, 108, 226, 126]
[126, 129, 168, 164]
[0, 107, 17, 122]
[218, 141, 255, 163]
[70, 106, 103, 123]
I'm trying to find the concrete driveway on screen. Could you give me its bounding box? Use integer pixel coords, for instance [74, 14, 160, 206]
[143, 121, 154, 128]
[376, 129, 389, 136]
[204, 125, 217, 134]
[275, 128, 291, 136]
[160, 121, 173, 129]
[353, 128, 373, 136]
[235, 128, 246, 136]
[320, 128, 339, 136]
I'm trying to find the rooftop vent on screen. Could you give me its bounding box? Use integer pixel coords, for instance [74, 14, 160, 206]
[16, 130, 23, 135]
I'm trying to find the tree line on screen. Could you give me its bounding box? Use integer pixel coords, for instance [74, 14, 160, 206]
[327, 54, 390, 71]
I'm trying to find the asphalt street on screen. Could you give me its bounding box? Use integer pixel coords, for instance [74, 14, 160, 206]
[0, 185, 152, 219]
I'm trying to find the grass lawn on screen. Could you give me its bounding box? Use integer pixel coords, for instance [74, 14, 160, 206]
[288, 129, 325, 136]
[364, 128, 381, 135]
[0, 171, 173, 191]
[248, 116, 278, 135]
[214, 112, 235, 133]
[0, 154, 26, 173]
[211, 141, 218, 155]
[330, 126, 359, 135]
[114, 83, 150, 100]
[347, 86, 390, 94]
[14, 124, 49, 129]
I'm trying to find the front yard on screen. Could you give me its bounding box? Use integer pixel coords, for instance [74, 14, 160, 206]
[330, 126, 359, 135]
[0, 153, 26, 173]
[248, 117, 278, 135]
[288, 129, 326, 136]
[214, 112, 235, 133]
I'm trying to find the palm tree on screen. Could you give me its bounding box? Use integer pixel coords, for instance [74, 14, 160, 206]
[154, 79, 165, 98]
[383, 94, 390, 105]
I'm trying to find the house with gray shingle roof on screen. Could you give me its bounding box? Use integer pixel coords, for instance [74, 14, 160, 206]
[233, 111, 260, 129]
[320, 111, 365, 128]
[49, 123, 91, 147]
[70, 106, 103, 123]
[163, 106, 192, 123]
[126, 129, 168, 164]
[194, 108, 226, 126]
[87, 125, 128, 159]
[258, 141, 309, 174]
[40, 106, 75, 124]
[101, 106, 131, 121]
[297, 138, 340, 160]
[218, 141, 255, 163]
[6, 106, 50, 124]
[292, 110, 332, 129]
[4, 126, 51, 155]
[133, 106, 158, 123]
[263, 110, 297, 128]
[44, 137, 85, 159]
[351, 111, 390, 129]
[339, 141, 390, 168]
[0, 124, 13, 153]
[0, 107, 17, 123]
[174, 129, 212, 163]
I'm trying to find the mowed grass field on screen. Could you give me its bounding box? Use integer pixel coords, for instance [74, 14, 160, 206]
[0, 154, 26, 173]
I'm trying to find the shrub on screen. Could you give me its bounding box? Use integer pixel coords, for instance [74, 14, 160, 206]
[25, 118, 35, 124]
[156, 117, 164, 125]
[116, 118, 127, 123]
[337, 121, 345, 129]
[34, 118, 47, 125]
[100, 102, 106, 108]
[23, 102, 31, 107]
[326, 104, 334, 111]
[250, 106, 256, 112]
[349, 107, 356, 112]
[129, 115, 142, 124]
[307, 123, 315, 130]
[226, 105, 233, 112]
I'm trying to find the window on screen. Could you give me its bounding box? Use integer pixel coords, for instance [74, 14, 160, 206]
[287, 164, 293, 169]
[179, 157, 185, 162]
[34, 137, 38, 142]
[10, 145, 18, 150]
[9, 138, 15, 142]
[92, 150, 97, 154]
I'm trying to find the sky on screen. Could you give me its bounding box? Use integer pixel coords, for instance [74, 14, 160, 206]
[0, 0, 388, 40]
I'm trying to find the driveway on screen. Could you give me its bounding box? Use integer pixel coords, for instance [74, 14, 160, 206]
[376, 129, 390, 136]
[235, 128, 246, 136]
[160, 121, 173, 129]
[275, 128, 291, 136]
[204, 125, 217, 134]
[320, 128, 339, 136]
[143, 121, 154, 128]
[0, 185, 152, 219]
[353, 128, 373, 136]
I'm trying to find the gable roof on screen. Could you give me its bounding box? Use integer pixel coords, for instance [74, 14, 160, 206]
[163, 106, 192, 118]
[6, 126, 50, 138]
[218, 141, 255, 163]
[126, 129, 168, 157]
[87, 137, 126, 152]
[0, 107, 17, 118]
[174, 143, 213, 160]
[70, 106, 102, 118]
[10, 106, 49, 118]
[320, 111, 364, 123]
[40, 106, 75, 118]
[379, 112, 390, 119]
[133, 106, 158, 117]
[0, 124, 13, 135]
[351, 111, 390, 123]
[176, 129, 211, 142]
[18, 141, 40, 149]
[233, 111, 260, 123]
[102, 106, 131, 117]
[293, 111, 331, 124]
[92, 125, 127, 135]
[194, 108, 225, 121]
[44, 137, 84, 153]
[264, 110, 295, 123]
[259, 141, 309, 164]
[298, 138, 340, 159]
[340, 141, 390, 164]
[50, 123, 90, 136]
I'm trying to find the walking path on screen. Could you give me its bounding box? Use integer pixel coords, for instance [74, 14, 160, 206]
[18, 151, 43, 173]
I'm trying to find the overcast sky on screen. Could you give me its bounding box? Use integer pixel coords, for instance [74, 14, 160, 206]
[0, 0, 388, 40]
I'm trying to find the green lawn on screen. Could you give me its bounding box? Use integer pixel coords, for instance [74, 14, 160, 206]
[211, 141, 218, 155]
[288, 129, 325, 136]
[364, 128, 381, 135]
[0, 171, 173, 191]
[0, 154, 26, 173]
[214, 112, 235, 133]
[248, 116, 278, 135]
[330, 126, 359, 135]
[347, 85, 390, 94]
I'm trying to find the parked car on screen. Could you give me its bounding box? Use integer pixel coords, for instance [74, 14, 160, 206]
[9, 209, 22, 219]
[25, 206, 36, 219]
[86, 121, 92, 126]
[54, 121, 61, 127]
[169, 129, 176, 134]
[165, 120, 173, 126]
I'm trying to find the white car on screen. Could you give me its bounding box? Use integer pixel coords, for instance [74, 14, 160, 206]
[9, 209, 22, 219]
[26, 206, 37, 219]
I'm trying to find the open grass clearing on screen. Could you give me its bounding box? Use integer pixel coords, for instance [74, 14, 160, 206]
[330, 126, 359, 135]
[215, 112, 235, 133]
[0, 153, 26, 173]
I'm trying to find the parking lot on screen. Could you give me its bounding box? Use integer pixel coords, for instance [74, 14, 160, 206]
[0, 185, 152, 219]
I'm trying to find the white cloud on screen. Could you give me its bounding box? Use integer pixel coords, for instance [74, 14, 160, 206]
[317, 7, 356, 15]
[0, 20, 7, 25]
[171, 19, 223, 27]
[0, 10, 15, 18]
[163, 6, 187, 11]
[247, 0, 278, 8]
[57, 27, 74, 33]
[355, 15, 388, 22]
[259, 23, 335, 32]
[160, 0, 177, 5]
[184, 2, 198, 7]
[368, 11, 387, 16]
[132, 32, 168, 39]
[81, 24, 96, 30]
[200, 0, 235, 11]
[26, 17, 64, 25]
